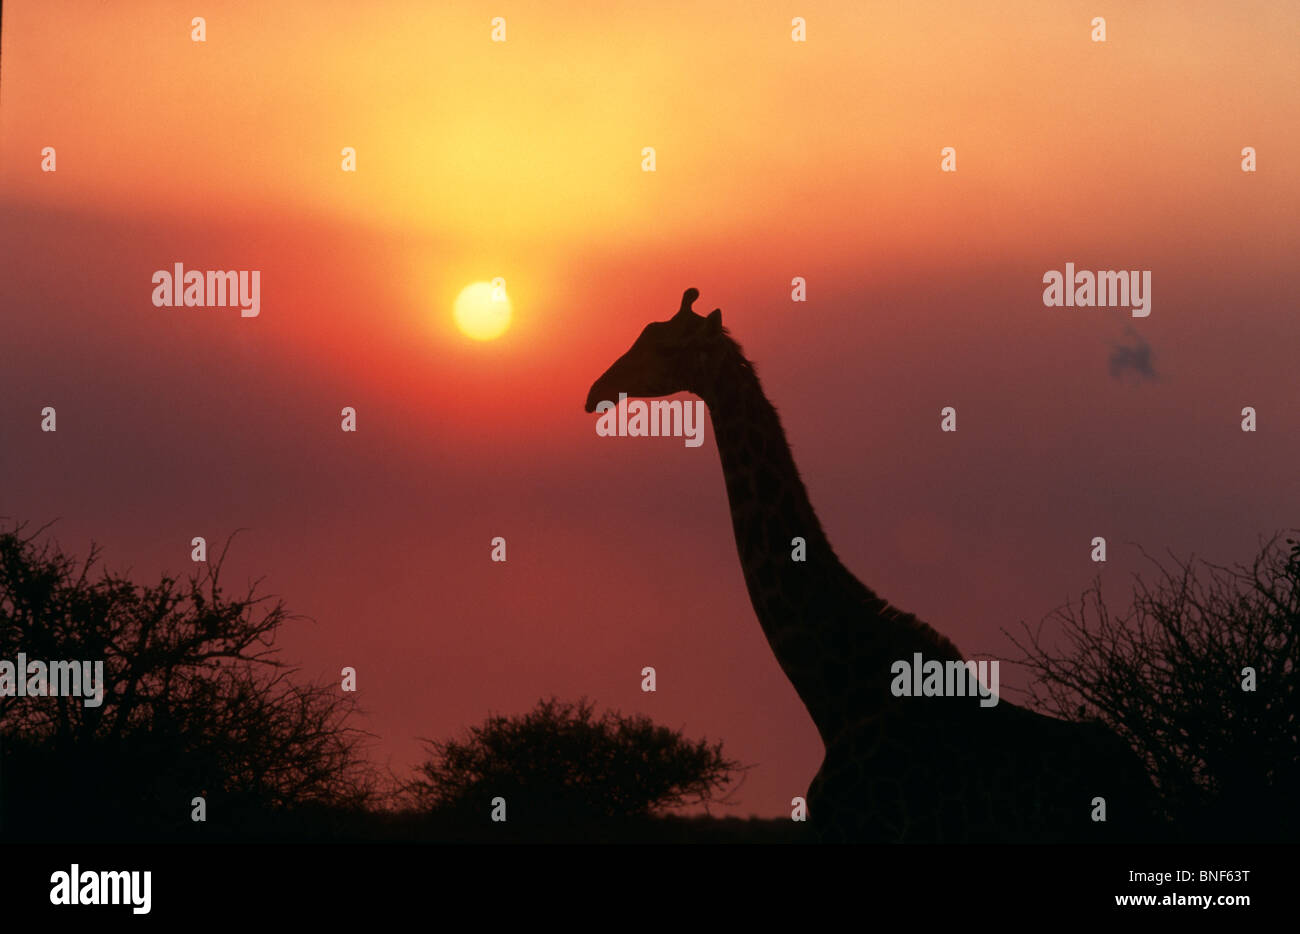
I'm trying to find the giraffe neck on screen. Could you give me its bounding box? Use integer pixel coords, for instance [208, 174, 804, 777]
[699, 338, 962, 745]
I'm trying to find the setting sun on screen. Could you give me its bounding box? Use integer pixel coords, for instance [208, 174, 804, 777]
[453, 281, 512, 341]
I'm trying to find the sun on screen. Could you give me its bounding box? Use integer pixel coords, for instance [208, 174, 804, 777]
[453, 281, 512, 341]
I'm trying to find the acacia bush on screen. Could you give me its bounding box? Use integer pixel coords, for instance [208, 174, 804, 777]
[411, 697, 740, 833]
[1008, 533, 1300, 841]
[0, 522, 376, 840]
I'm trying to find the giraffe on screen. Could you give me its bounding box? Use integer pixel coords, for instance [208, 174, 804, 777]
[585, 288, 1159, 842]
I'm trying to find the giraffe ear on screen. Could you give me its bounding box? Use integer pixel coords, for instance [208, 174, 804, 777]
[704, 308, 722, 333]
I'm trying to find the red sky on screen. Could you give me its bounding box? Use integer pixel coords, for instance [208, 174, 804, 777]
[2, 0, 1297, 817]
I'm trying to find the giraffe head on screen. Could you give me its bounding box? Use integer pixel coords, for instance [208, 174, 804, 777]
[584, 287, 724, 412]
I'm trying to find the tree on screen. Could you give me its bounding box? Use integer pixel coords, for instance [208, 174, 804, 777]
[1007, 532, 1300, 841]
[0, 521, 376, 839]
[410, 697, 741, 834]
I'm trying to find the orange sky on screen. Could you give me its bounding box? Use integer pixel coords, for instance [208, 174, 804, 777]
[2, 0, 1298, 818]
[7, 1, 1298, 258]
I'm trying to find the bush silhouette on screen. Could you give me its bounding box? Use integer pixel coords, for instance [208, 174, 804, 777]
[411, 697, 740, 833]
[1009, 532, 1300, 841]
[0, 522, 375, 840]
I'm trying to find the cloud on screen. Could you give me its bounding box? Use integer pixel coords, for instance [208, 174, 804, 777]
[1108, 329, 1156, 381]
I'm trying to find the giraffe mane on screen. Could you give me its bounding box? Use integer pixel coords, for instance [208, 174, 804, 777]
[717, 325, 966, 661]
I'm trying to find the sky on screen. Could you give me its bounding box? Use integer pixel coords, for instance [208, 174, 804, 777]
[1, 0, 1297, 818]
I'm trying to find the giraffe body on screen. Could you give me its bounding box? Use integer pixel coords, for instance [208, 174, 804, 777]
[586, 288, 1158, 842]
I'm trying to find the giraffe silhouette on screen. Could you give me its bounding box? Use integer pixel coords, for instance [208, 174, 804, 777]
[585, 288, 1158, 842]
